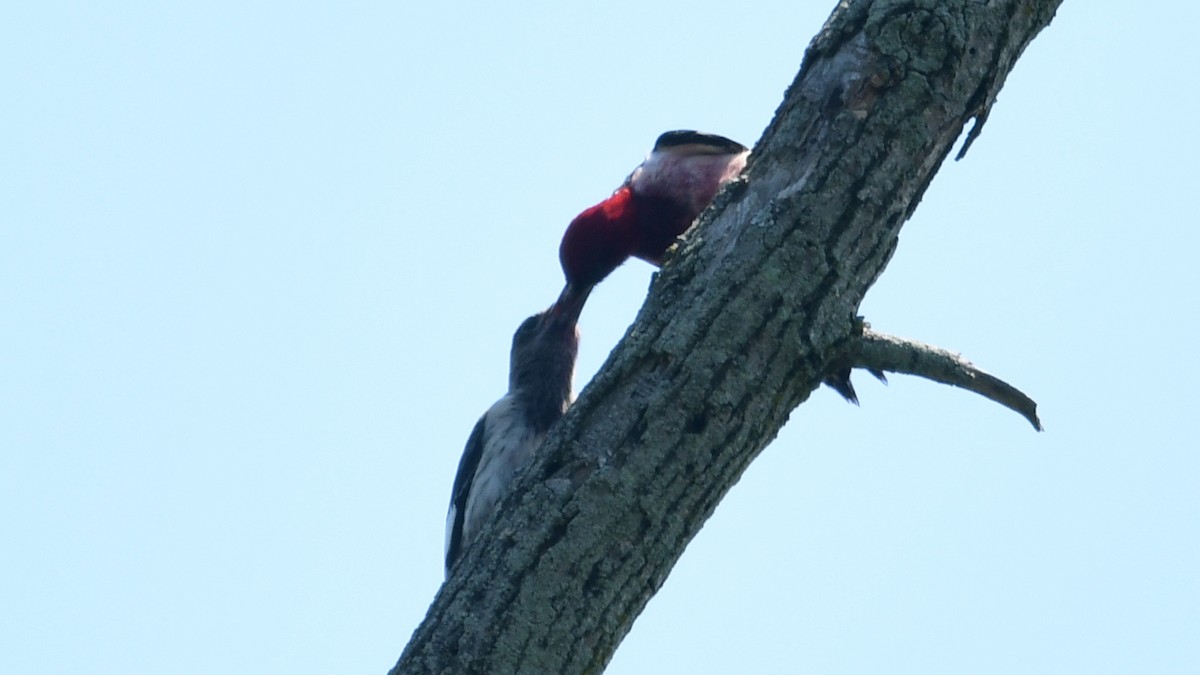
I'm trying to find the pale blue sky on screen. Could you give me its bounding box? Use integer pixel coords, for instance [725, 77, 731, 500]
[2, 2, 1196, 673]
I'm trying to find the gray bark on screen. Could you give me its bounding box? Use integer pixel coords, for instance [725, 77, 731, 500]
[393, 0, 1063, 672]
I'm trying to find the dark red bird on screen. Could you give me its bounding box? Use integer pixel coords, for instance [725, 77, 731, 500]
[558, 130, 880, 403]
[558, 130, 749, 290]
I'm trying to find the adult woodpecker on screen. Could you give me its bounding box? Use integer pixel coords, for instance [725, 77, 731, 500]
[558, 130, 750, 289]
[443, 284, 589, 577]
[558, 129, 880, 403]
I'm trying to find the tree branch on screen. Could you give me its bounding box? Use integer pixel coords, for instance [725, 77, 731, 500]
[847, 327, 1042, 430]
[393, 1, 1064, 672]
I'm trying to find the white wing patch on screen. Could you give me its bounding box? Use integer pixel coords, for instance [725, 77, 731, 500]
[629, 147, 749, 215]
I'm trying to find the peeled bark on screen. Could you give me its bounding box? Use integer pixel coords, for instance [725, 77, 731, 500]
[393, 0, 1063, 672]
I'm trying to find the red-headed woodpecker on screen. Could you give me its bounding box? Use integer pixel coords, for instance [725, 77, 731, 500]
[558, 130, 880, 403]
[444, 284, 589, 577]
[559, 130, 750, 289]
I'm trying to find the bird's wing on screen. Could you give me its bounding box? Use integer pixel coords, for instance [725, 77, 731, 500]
[445, 414, 487, 575]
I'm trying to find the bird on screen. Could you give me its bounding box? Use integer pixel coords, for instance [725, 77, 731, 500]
[558, 130, 750, 290]
[443, 284, 590, 577]
[558, 129, 881, 404]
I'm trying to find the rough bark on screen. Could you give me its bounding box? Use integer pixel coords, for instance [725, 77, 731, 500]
[393, 0, 1062, 672]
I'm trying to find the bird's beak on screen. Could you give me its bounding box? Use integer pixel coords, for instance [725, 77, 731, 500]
[551, 282, 592, 325]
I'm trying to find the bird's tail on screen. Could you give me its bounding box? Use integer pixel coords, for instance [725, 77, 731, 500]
[824, 367, 887, 405]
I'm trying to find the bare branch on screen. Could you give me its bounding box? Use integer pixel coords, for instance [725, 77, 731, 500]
[393, 1, 1064, 672]
[851, 328, 1042, 430]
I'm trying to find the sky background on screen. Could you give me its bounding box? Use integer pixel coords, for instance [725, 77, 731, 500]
[2, 1, 1197, 673]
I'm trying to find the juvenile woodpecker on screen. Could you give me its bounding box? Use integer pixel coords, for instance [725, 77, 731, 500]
[558, 130, 750, 289]
[444, 284, 589, 577]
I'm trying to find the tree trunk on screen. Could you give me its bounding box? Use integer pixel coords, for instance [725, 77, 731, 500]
[393, 0, 1063, 672]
